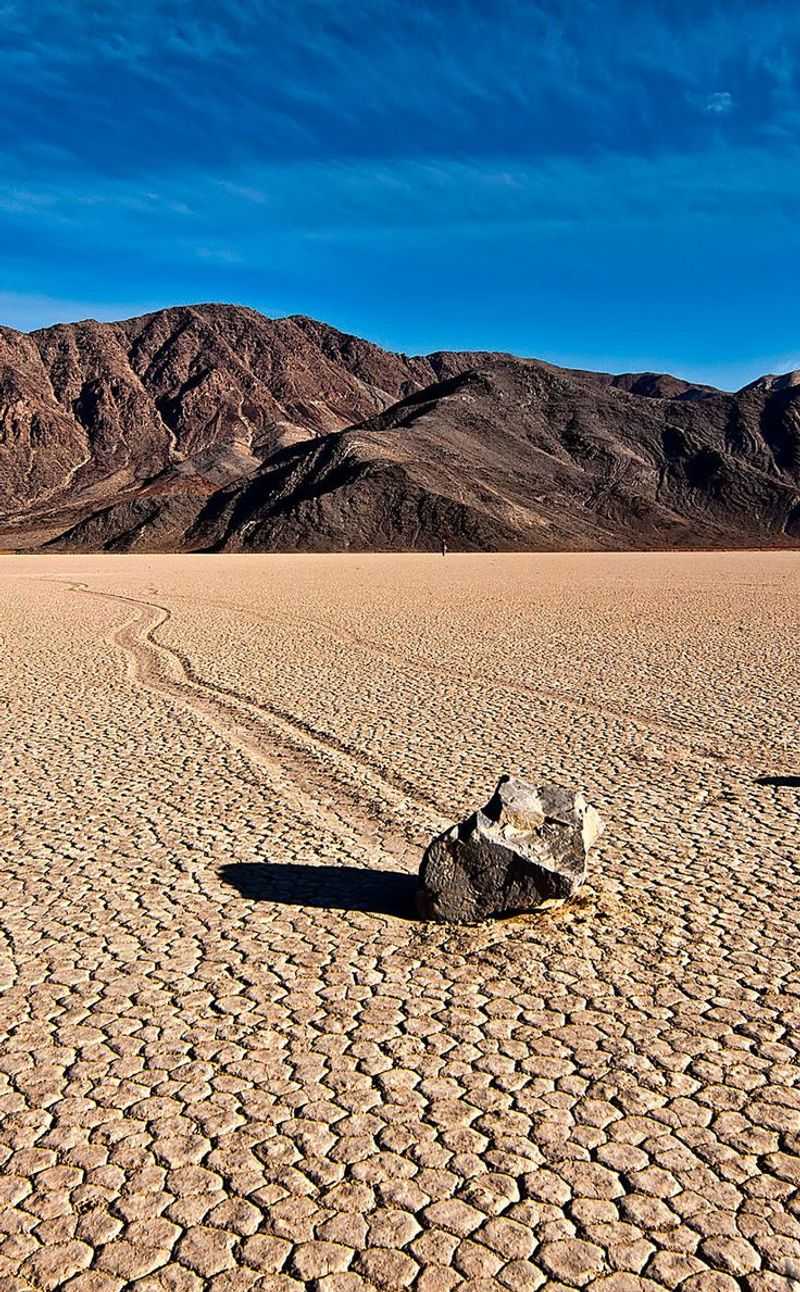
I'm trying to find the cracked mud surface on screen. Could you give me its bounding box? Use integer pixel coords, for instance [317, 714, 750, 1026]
[1, 551, 798, 1292]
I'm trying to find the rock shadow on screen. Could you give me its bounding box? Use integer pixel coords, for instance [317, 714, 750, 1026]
[755, 775, 800, 788]
[219, 861, 419, 918]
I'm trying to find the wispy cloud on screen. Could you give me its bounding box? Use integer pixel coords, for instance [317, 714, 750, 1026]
[217, 180, 270, 205]
[194, 244, 243, 264]
[0, 186, 61, 216]
[3, 2, 800, 383]
[0, 172, 196, 220]
[3, 1, 800, 180]
[705, 91, 733, 113]
[4, 143, 800, 256]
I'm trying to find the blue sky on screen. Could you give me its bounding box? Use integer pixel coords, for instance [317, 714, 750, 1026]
[2, 1, 800, 388]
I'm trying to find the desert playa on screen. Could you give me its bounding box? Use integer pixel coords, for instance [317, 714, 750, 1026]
[1, 550, 798, 1292]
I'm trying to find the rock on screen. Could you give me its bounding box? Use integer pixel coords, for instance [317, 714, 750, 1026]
[417, 775, 603, 924]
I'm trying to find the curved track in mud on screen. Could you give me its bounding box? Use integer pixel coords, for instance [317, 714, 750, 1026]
[1, 552, 797, 1292]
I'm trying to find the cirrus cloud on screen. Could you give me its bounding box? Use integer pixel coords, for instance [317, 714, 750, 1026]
[705, 90, 734, 113]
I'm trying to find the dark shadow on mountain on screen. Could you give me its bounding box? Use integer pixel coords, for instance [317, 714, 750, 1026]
[219, 861, 419, 918]
[755, 775, 800, 787]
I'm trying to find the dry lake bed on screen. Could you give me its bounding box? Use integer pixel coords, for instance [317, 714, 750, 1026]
[1, 551, 798, 1292]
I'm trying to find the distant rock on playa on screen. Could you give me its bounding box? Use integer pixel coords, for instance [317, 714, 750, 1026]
[417, 775, 603, 924]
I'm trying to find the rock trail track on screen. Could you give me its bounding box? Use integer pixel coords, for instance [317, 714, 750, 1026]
[0, 551, 798, 1292]
[71, 581, 444, 866]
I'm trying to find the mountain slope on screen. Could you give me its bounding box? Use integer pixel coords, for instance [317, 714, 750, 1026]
[0, 303, 501, 544]
[179, 360, 800, 553]
[1, 304, 798, 552]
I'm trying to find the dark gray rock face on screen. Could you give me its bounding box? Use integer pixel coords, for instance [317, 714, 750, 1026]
[417, 775, 603, 924]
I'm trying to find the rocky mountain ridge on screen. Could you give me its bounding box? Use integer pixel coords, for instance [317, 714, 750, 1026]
[1, 303, 798, 551]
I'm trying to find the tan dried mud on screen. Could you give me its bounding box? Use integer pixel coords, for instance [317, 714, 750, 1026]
[1, 551, 798, 1291]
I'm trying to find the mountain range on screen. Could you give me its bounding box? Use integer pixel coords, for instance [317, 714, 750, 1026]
[1, 303, 799, 551]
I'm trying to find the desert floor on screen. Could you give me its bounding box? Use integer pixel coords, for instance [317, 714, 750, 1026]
[1, 551, 799, 1292]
